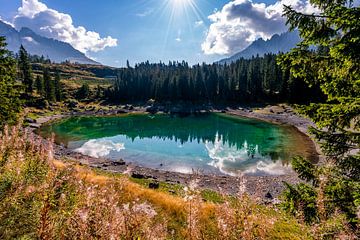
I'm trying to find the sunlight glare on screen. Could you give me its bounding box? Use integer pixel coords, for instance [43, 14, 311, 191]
[169, 0, 196, 15]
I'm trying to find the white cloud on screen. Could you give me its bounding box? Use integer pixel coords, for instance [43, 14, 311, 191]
[13, 0, 118, 53]
[202, 0, 317, 55]
[175, 37, 182, 42]
[194, 20, 204, 27]
[136, 8, 154, 17]
[22, 36, 38, 44]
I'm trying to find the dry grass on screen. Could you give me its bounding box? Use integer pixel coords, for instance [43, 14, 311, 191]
[1, 125, 349, 239]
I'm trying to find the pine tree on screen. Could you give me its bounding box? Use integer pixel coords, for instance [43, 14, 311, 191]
[0, 37, 22, 129]
[95, 84, 102, 99]
[43, 69, 55, 102]
[279, 0, 360, 229]
[35, 75, 44, 96]
[18, 45, 33, 94]
[54, 71, 62, 102]
[76, 83, 90, 100]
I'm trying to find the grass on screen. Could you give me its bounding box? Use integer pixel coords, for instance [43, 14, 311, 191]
[0, 125, 354, 239]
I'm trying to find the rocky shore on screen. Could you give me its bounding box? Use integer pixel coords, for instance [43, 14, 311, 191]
[29, 104, 320, 202]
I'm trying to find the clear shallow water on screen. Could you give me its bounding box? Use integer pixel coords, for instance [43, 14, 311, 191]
[38, 113, 316, 176]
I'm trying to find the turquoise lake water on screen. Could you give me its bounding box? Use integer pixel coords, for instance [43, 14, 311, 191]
[38, 113, 316, 176]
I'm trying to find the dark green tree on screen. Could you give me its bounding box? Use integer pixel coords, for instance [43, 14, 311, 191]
[279, 0, 360, 229]
[76, 83, 90, 100]
[35, 75, 44, 96]
[95, 84, 102, 99]
[18, 45, 33, 94]
[54, 71, 63, 101]
[0, 37, 22, 129]
[43, 69, 55, 102]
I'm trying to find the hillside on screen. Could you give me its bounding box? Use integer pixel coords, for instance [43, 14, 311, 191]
[0, 20, 99, 65]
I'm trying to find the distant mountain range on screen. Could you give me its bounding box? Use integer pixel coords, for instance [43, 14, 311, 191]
[0, 20, 99, 65]
[218, 31, 300, 64]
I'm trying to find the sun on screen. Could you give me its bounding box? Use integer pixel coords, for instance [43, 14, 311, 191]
[168, 0, 198, 16]
[172, 0, 193, 8]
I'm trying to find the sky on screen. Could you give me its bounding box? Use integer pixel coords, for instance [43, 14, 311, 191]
[0, 0, 318, 66]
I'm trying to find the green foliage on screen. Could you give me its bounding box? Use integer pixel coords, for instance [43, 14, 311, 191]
[106, 54, 322, 103]
[35, 75, 44, 96]
[54, 71, 63, 102]
[279, 0, 360, 230]
[0, 37, 22, 129]
[282, 182, 318, 223]
[291, 156, 318, 185]
[43, 68, 55, 102]
[76, 83, 90, 100]
[18, 45, 33, 94]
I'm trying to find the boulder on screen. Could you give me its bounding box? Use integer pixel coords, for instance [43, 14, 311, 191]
[131, 173, 145, 179]
[149, 182, 160, 189]
[112, 160, 126, 166]
[265, 191, 273, 199]
[25, 117, 36, 124]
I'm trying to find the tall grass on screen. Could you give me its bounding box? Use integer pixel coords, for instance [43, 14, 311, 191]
[0, 125, 351, 239]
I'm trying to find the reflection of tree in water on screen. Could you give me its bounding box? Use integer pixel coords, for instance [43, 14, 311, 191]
[245, 143, 257, 159]
[39, 113, 294, 160]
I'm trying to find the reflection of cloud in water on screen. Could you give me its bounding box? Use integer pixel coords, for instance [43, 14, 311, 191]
[205, 133, 291, 176]
[75, 139, 125, 158]
[243, 161, 292, 176]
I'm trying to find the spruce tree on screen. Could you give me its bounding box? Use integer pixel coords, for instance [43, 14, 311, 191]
[43, 69, 55, 102]
[279, 0, 360, 229]
[76, 83, 90, 100]
[35, 75, 44, 96]
[18, 45, 33, 94]
[0, 37, 22, 129]
[54, 71, 62, 102]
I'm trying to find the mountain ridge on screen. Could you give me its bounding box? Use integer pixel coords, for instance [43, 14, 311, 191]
[0, 20, 100, 65]
[218, 31, 300, 64]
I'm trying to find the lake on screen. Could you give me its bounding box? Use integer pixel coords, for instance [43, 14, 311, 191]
[37, 113, 317, 176]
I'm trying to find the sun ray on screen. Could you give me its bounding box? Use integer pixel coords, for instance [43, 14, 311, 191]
[144, 0, 207, 60]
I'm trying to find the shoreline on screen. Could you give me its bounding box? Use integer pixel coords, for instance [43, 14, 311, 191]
[29, 104, 321, 202]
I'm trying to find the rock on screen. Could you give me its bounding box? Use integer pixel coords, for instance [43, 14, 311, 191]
[25, 117, 36, 123]
[131, 173, 145, 179]
[265, 191, 273, 199]
[112, 160, 126, 166]
[28, 123, 40, 129]
[221, 110, 226, 113]
[149, 182, 160, 189]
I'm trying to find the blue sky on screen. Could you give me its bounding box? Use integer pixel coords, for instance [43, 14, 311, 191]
[0, 0, 295, 66]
